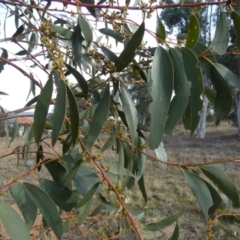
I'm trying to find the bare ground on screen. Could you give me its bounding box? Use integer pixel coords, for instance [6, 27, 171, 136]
[0, 121, 240, 239]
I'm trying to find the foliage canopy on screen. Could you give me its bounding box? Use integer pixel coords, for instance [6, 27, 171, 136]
[0, 0, 240, 239]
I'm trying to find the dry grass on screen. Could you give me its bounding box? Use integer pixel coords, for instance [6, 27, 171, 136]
[0, 121, 240, 239]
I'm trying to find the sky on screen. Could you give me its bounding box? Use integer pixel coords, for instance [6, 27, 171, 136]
[0, 1, 163, 111]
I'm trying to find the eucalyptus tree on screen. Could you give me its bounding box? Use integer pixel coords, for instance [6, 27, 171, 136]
[0, 0, 240, 239]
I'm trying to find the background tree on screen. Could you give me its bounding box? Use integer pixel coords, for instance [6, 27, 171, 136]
[0, 0, 240, 239]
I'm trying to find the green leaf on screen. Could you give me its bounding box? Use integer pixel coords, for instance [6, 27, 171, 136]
[45, 160, 72, 190]
[28, 32, 37, 52]
[34, 77, 53, 145]
[200, 166, 239, 207]
[203, 180, 222, 215]
[78, 13, 93, 46]
[154, 142, 168, 170]
[182, 169, 213, 220]
[39, 179, 80, 212]
[0, 201, 31, 240]
[101, 46, 119, 63]
[149, 47, 173, 149]
[120, 83, 138, 144]
[52, 79, 66, 146]
[165, 48, 190, 134]
[76, 197, 94, 225]
[231, 11, 240, 50]
[72, 24, 84, 65]
[204, 86, 216, 105]
[9, 120, 19, 146]
[76, 182, 99, 208]
[210, 12, 229, 55]
[182, 47, 203, 134]
[211, 64, 233, 123]
[0, 48, 8, 73]
[143, 231, 162, 240]
[101, 124, 120, 152]
[63, 159, 82, 188]
[85, 84, 110, 150]
[0, 91, 8, 95]
[169, 223, 179, 240]
[144, 213, 181, 231]
[51, 25, 73, 40]
[213, 63, 240, 94]
[156, 14, 166, 42]
[15, 50, 28, 55]
[135, 137, 146, 182]
[65, 64, 88, 98]
[9, 183, 37, 230]
[98, 28, 124, 42]
[138, 175, 147, 204]
[74, 167, 101, 196]
[66, 85, 79, 146]
[107, 166, 135, 177]
[12, 24, 24, 38]
[185, 13, 200, 48]
[36, 144, 44, 172]
[22, 183, 63, 239]
[115, 22, 145, 71]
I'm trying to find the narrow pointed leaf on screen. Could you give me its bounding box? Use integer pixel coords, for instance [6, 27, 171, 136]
[169, 223, 179, 240]
[74, 166, 101, 196]
[214, 63, 240, 94]
[65, 64, 88, 98]
[52, 79, 66, 146]
[108, 166, 135, 177]
[66, 85, 79, 146]
[210, 12, 229, 55]
[22, 182, 63, 239]
[72, 24, 84, 65]
[155, 142, 168, 170]
[156, 14, 166, 42]
[200, 166, 239, 207]
[120, 83, 138, 144]
[101, 124, 120, 152]
[76, 197, 94, 225]
[165, 48, 190, 134]
[204, 86, 216, 105]
[28, 32, 37, 52]
[39, 179, 80, 212]
[36, 144, 44, 172]
[85, 84, 110, 150]
[101, 46, 119, 63]
[12, 24, 24, 38]
[182, 169, 213, 220]
[9, 183, 37, 230]
[76, 182, 99, 208]
[63, 159, 82, 188]
[9, 120, 19, 146]
[34, 77, 53, 145]
[98, 28, 124, 42]
[144, 213, 181, 231]
[135, 137, 146, 182]
[115, 22, 145, 71]
[138, 175, 147, 204]
[203, 180, 222, 215]
[0, 48, 8, 73]
[182, 47, 203, 134]
[0, 201, 31, 240]
[45, 160, 71, 189]
[149, 47, 173, 149]
[185, 14, 200, 48]
[231, 11, 240, 50]
[78, 13, 93, 43]
[0, 91, 8, 95]
[51, 25, 73, 40]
